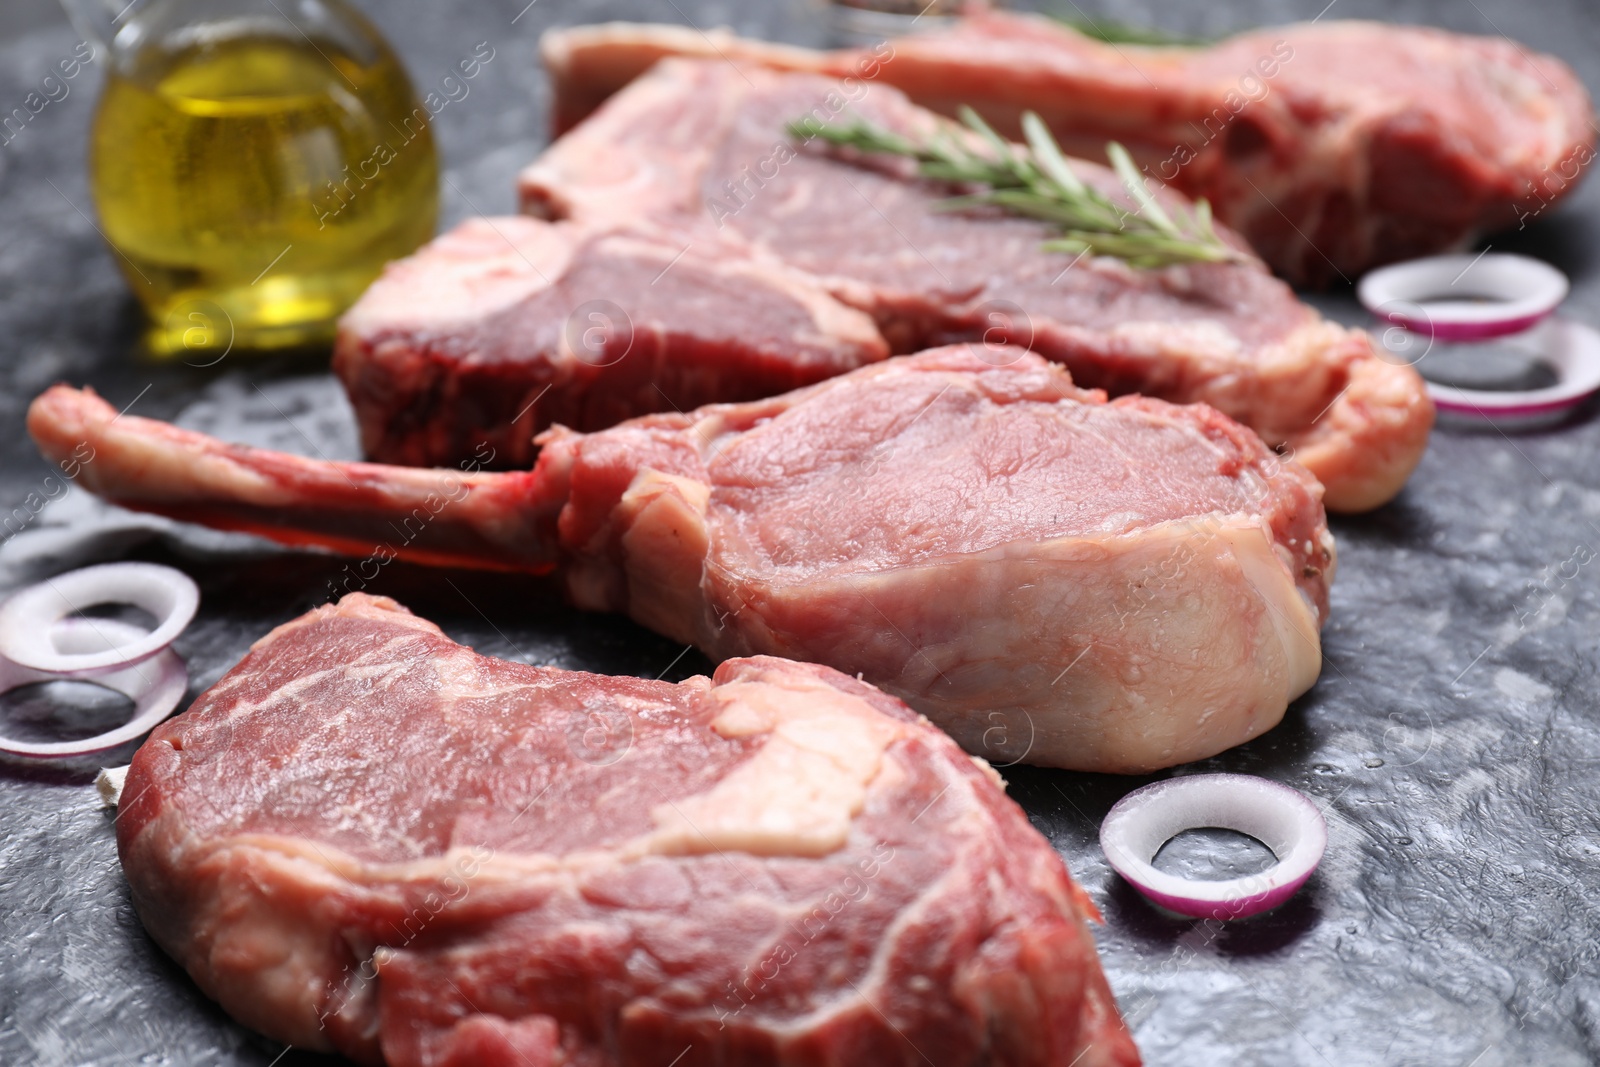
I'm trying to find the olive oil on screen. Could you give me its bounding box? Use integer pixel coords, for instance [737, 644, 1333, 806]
[91, 30, 438, 356]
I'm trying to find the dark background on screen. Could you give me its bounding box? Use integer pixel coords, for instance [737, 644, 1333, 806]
[3, 0, 1599, 1064]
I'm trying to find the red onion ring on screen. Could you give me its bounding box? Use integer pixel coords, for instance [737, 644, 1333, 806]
[1425, 318, 1600, 428]
[0, 617, 188, 758]
[0, 563, 198, 673]
[1100, 773, 1327, 920]
[1358, 253, 1568, 340]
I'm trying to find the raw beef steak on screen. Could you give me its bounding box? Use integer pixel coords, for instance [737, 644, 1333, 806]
[335, 217, 886, 470]
[31, 346, 1333, 772]
[517, 58, 1432, 512]
[538, 13, 1594, 285]
[116, 593, 1140, 1066]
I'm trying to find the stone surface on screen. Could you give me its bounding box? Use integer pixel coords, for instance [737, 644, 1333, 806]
[1, 0, 1598, 1064]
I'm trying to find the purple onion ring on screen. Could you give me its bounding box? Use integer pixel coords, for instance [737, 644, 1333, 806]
[0, 563, 198, 673]
[0, 618, 188, 758]
[1358, 253, 1568, 340]
[1100, 773, 1327, 920]
[1424, 318, 1600, 427]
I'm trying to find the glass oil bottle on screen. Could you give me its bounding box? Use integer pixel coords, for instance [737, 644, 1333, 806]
[66, 0, 438, 357]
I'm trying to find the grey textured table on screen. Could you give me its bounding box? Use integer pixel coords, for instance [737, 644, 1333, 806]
[2, 1, 1599, 1064]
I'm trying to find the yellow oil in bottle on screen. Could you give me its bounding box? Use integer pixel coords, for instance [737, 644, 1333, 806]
[91, 31, 438, 356]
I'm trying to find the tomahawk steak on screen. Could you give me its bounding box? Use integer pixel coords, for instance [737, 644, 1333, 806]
[32, 346, 1333, 773]
[538, 13, 1594, 285]
[117, 592, 1139, 1065]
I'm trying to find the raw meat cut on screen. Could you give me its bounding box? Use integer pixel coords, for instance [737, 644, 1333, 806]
[335, 217, 887, 471]
[515, 58, 1432, 512]
[31, 346, 1333, 773]
[538, 13, 1595, 285]
[116, 592, 1140, 1066]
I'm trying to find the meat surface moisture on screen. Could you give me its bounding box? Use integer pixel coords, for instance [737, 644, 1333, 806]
[540, 13, 1595, 285]
[511, 58, 1430, 512]
[116, 593, 1140, 1066]
[32, 346, 1334, 772]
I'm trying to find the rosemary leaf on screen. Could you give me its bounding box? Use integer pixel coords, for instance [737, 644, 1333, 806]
[1021, 112, 1087, 198]
[959, 106, 1020, 169]
[1106, 142, 1178, 236]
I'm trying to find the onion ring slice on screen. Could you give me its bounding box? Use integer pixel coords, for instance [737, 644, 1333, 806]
[1424, 317, 1600, 428]
[1358, 253, 1568, 340]
[1100, 773, 1327, 920]
[0, 618, 188, 758]
[0, 563, 199, 673]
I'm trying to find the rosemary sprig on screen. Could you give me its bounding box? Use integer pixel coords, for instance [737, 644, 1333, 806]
[788, 107, 1240, 270]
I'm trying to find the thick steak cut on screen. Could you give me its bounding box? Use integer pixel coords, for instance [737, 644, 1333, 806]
[539, 13, 1594, 285]
[516, 58, 1431, 512]
[31, 346, 1333, 772]
[117, 593, 1139, 1066]
[335, 218, 886, 471]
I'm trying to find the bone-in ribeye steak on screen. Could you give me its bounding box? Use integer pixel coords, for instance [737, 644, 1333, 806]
[32, 346, 1333, 773]
[118, 593, 1139, 1066]
[335, 218, 887, 470]
[357, 58, 1429, 511]
[516, 59, 1432, 512]
[538, 13, 1594, 285]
